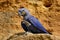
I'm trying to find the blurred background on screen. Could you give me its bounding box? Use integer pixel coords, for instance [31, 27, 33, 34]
[0, 0, 60, 40]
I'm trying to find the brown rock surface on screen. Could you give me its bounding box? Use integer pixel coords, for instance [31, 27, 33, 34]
[7, 32, 60, 40]
[0, 0, 60, 40]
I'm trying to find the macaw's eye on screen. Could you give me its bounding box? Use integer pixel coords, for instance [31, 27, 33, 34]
[19, 10, 22, 13]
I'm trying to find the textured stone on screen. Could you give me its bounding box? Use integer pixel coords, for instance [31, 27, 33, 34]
[7, 32, 60, 40]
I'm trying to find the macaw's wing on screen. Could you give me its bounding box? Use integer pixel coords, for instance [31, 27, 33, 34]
[27, 16, 49, 33]
[21, 21, 28, 32]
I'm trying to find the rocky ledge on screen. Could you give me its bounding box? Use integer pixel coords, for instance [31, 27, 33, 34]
[7, 32, 60, 40]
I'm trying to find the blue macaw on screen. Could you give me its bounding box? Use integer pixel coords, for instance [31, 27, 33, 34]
[18, 8, 49, 34]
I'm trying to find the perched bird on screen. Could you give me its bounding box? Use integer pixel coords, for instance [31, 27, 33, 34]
[18, 7, 49, 34]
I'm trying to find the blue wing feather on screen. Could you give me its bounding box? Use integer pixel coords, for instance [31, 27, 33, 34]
[27, 16, 48, 33]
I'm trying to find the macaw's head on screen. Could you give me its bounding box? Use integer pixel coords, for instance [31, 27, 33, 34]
[18, 8, 30, 17]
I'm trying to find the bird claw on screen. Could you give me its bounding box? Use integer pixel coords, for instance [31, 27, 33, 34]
[24, 32, 33, 35]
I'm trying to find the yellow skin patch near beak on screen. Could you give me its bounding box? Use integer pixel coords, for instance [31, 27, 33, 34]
[22, 11, 26, 16]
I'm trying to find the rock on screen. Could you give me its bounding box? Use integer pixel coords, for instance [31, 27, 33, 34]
[7, 32, 60, 40]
